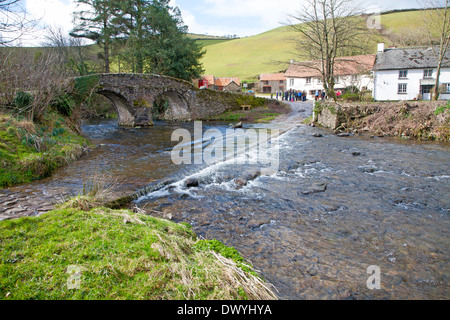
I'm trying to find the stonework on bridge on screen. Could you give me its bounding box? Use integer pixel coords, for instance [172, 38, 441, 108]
[89, 73, 238, 126]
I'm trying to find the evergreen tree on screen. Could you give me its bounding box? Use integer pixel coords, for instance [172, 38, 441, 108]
[71, 0, 205, 80]
[71, 0, 117, 73]
[114, 0, 205, 79]
[112, 0, 153, 73]
[147, 2, 205, 80]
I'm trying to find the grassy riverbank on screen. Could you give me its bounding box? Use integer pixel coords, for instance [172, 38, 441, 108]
[0, 111, 89, 188]
[204, 99, 291, 123]
[0, 204, 277, 300]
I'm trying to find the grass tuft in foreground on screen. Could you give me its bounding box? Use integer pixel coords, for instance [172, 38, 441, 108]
[0, 207, 277, 300]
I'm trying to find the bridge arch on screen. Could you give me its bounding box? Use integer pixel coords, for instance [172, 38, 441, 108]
[97, 90, 137, 126]
[153, 90, 190, 121]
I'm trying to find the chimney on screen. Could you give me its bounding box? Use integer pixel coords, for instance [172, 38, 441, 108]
[377, 43, 385, 53]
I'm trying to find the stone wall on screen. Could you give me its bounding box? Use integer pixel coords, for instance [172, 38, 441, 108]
[314, 100, 449, 141]
[314, 101, 380, 130]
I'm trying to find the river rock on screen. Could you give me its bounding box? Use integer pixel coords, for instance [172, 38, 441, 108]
[3, 199, 18, 206]
[247, 218, 272, 230]
[337, 132, 350, 137]
[244, 170, 261, 181]
[360, 166, 376, 173]
[235, 178, 248, 188]
[299, 182, 327, 195]
[312, 133, 323, 137]
[230, 121, 243, 129]
[5, 208, 28, 215]
[322, 203, 340, 212]
[185, 178, 199, 188]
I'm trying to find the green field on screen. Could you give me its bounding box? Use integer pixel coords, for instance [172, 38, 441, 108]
[200, 26, 297, 81]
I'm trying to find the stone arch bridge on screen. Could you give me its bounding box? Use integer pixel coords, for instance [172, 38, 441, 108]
[78, 73, 237, 126]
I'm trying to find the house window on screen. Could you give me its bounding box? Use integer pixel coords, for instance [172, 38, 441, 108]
[398, 83, 407, 94]
[334, 76, 340, 83]
[399, 70, 408, 79]
[424, 69, 433, 78]
[443, 83, 450, 93]
[317, 78, 322, 84]
[289, 79, 294, 86]
[279, 80, 284, 84]
[351, 75, 358, 82]
[306, 77, 312, 85]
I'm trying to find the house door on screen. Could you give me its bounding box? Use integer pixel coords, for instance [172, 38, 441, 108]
[421, 85, 433, 100]
[263, 86, 272, 93]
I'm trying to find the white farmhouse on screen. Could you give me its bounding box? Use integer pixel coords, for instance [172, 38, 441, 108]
[285, 54, 375, 100]
[373, 44, 450, 101]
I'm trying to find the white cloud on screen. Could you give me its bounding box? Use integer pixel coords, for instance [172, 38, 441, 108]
[15, 0, 78, 46]
[28, 0, 77, 31]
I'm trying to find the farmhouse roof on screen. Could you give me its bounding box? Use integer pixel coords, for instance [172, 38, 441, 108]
[373, 46, 450, 70]
[201, 75, 215, 86]
[285, 54, 376, 78]
[214, 77, 241, 87]
[260, 73, 286, 81]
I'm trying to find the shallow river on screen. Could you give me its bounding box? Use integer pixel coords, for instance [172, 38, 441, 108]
[1, 101, 449, 299]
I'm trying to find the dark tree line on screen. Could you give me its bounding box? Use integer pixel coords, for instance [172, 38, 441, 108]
[70, 0, 205, 81]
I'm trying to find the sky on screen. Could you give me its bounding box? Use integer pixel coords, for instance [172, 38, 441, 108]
[18, 0, 423, 46]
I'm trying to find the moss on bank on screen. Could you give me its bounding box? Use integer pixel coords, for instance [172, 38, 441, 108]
[0, 112, 89, 188]
[204, 100, 290, 123]
[0, 207, 277, 300]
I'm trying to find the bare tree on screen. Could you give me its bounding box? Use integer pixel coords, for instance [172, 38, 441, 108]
[420, 0, 450, 100]
[287, 0, 370, 100]
[0, 0, 37, 46]
[0, 47, 73, 121]
[43, 26, 94, 76]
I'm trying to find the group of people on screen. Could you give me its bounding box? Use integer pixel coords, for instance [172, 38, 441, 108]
[271, 88, 344, 102]
[273, 89, 308, 102]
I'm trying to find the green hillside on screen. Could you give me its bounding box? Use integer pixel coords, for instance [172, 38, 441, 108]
[200, 26, 297, 82]
[200, 9, 434, 82]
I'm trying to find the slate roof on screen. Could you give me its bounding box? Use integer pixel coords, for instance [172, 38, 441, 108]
[373, 46, 450, 71]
